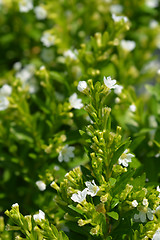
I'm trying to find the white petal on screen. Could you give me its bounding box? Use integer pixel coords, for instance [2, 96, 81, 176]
[139, 211, 146, 222]
[147, 208, 154, 220]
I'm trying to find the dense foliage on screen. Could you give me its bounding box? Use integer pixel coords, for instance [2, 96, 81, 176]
[0, 0, 160, 239]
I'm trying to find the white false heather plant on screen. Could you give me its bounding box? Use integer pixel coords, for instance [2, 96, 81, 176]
[2, 1, 160, 240]
[49, 79, 160, 239]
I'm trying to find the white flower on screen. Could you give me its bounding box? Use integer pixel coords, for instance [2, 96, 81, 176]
[132, 200, 138, 208]
[85, 180, 99, 197]
[112, 14, 128, 23]
[129, 104, 136, 112]
[41, 48, 54, 62]
[103, 76, 117, 89]
[110, 4, 123, 14]
[134, 207, 154, 222]
[142, 60, 159, 73]
[149, 20, 158, 29]
[58, 144, 75, 162]
[103, 0, 112, 2]
[19, 0, 33, 12]
[114, 85, 123, 95]
[142, 198, 148, 207]
[64, 50, 77, 60]
[12, 203, 19, 208]
[115, 97, 120, 104]
[69, 93, 83, 109]
[16, 69, 31, 83]
[33, 210, 45, 221]
[0, 96, 10, 111]
[157, 186, 160, 192]
[0, 84, 12, 96]
[27, 79, 38, 94]
[36, 181, 46, 191]
[41, 32, 55, 47]
[15, 64, 35, 83]
[155, 153, 160, 158]
[15, 64, 37, 93]
[54, 165, 60, 171]
[145, 0, 159, 8]
[149, 115, 158, 128]
[156, 205, 160, 211]
[13, 62, 22, 71]
[71, 189, 88, 203]
[156, 186, 160, 197]
[118, 149, 134, 167]
[152, 229, 160, 240]
[120, 40, 136, 52]
[77, 81, 87, 92]
[34, 6, 47, 20]
[157, 69, 160, 75]
[40, 65, 46, 71]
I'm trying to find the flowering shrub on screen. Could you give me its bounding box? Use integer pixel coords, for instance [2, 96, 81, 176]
[0, 0, 160, 239]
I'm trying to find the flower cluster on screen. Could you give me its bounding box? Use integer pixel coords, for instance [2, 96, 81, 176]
[0, 84, 12, 111]
[15, 63, 38, 94]
[134, 198, 154, 223]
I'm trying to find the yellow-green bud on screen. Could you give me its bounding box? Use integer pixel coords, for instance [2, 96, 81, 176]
[78, 219, 92, 226]
[90, 225, 99, 236]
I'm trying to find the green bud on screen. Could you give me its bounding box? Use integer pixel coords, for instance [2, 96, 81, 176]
[120, 184, 133, 201]
[15, 236, 24, 240]
[90, 225, 100, 236]
[0, 216, 4, 232]
[95, 32, 102, 48]
[5, 224, 21, 231]
[92, 136, 99, 145]
[64, 213, 76, 221]
[50, 181, 60, 191]
[78, 219, 92, 226]
[100, 193, 110, 203]
[87, 79, 94, 90]
[44, 144, 53, 154]
[24, 215, 32, 232]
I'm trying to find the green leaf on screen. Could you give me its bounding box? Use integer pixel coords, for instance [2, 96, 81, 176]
[51, 224, 59, 237]
[130, 173, 146, 189]
[107, 211, 119, 220]
[68, 205, 85, 216]
[112, 169, 134, 196]
[111, 198, 119, 209]
[58, 231, 69, 240]
[130, 135, 145, 151]
[146, 84, 160, 101]
[109, 178, 116, 186]
[80, 165, 93, 181]
[154, 140, 160, 148]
